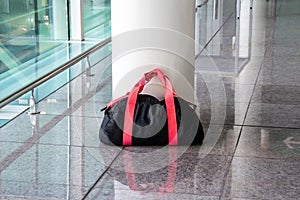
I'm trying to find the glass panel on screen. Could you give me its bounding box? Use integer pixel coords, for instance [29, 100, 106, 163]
[0, 0, 37, 73]
[0, 0, 112, 126]
[84, 0, 111, 40]
[0, 0, 68, 70]
[0, 91, 31, 128]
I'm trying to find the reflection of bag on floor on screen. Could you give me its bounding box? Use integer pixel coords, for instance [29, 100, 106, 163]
[99, 68, 204, 146]
[106, 147, 196, 195]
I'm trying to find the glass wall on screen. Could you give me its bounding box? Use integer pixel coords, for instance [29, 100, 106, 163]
[84, 0, 111, 39]
[0, 0, 68, 72]
[0, 0, 111, 127]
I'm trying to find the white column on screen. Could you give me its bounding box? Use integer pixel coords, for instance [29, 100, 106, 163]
[69, 0, 84, 41]
[111, 0, 195, 102]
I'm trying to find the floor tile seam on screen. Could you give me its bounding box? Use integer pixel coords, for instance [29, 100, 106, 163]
[0, 140, 62, 146]
[217, 153, 236, 200]
[197, 82, 257, 87]
[202, 122, 246, 126]
[219, 37, 275, 196]
[265, 53, 300, 58]
[196, 82, 258, 88]
[269, 43, 300, 47]
[91, 187, 220, 198]
[0, 195, 36, 199]
[231, 154, 300, 162]
[198, 101, 252, 106]
[243, 123, 300, 129]
[235, 18, 277, 140]
[119, 151, 235, 157]
[231, 68, 266, 153]
[264, 54, 300, 60]
[256, 82, 300, 87]
[195, 71, 252, 78]
[252, 84, 300, 89]
[220, 194, 262, 200]
[93, 186, 222, 197]
[0, 178, 85, 188]
[195, 11, 235, 59]
[40, 113, 102, 119]
[182, 152, 236, 157]
[41, 98, 110, 104]
[81, 146, 125, 200]
[0, 140, 108, 149]
[241, 124, 300, 130]
[218, 156, 299, 198]
[202, 123, 243, 127]
[195, 70, 263, 78]
[0, 132, 51, 173]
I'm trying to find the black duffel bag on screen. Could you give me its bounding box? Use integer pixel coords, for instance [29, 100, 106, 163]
[99, 68, 204, 146]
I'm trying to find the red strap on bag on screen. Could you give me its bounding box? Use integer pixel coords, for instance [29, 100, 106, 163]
[164, 76, 178, 145]
[123, 68, 178, 146]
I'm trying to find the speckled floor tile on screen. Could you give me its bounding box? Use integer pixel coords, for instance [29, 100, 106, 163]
[196, 81, 255, 105]
[222, 156, 300, 199]
[235, 126, 300, 159]
[199, 102, 249, 126]
[221, 197, 260, 200]
[24, 184, 90, 200]
[0, 181, 92, 200]
[196, 68, 260, 86]
[38, 115, 100, 147]
[251, 85, 300, 105]
[244, 103, 300, 128]
[0, 180, 30, 199]
[257, 57, 300, 86]
[94, 153, 232, 196]
[237, 57, 264, 72]
[227, 69, 260, 85]
[48, 99, 107, 118]
[37, 88, 110, 118]
[122, 125, 242, 157]
[201, 125, 241, 156]
[195, 56, 259, 76]
[270, 45, 300, 57]
[35, 60, 112, 118]
[0, 144, 120, 187]
[0, 114, 57, 143]
[86, 187, 220, 200]
[0, 113, 106, 148]
[2, 0, 299, 200]
[257, 70, 300, 87]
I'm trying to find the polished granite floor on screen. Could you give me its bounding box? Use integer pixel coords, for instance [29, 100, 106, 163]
[1, 0, 300, 199]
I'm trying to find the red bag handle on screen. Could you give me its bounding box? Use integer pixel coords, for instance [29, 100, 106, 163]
[105, 69, 176, 109]
[123, 68, 178, 146]
[128, 68, 176, 96]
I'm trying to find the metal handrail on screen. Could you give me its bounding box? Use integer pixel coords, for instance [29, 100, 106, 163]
[0, 37, 111, 109]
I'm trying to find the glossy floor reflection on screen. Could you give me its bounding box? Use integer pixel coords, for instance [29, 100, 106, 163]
[1, 0, 300, 199]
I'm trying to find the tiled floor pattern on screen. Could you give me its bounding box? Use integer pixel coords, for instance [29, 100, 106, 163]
[1, 0, 300, 199]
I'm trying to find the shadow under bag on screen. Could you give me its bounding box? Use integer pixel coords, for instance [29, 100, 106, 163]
[99, 68, 205, 146]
